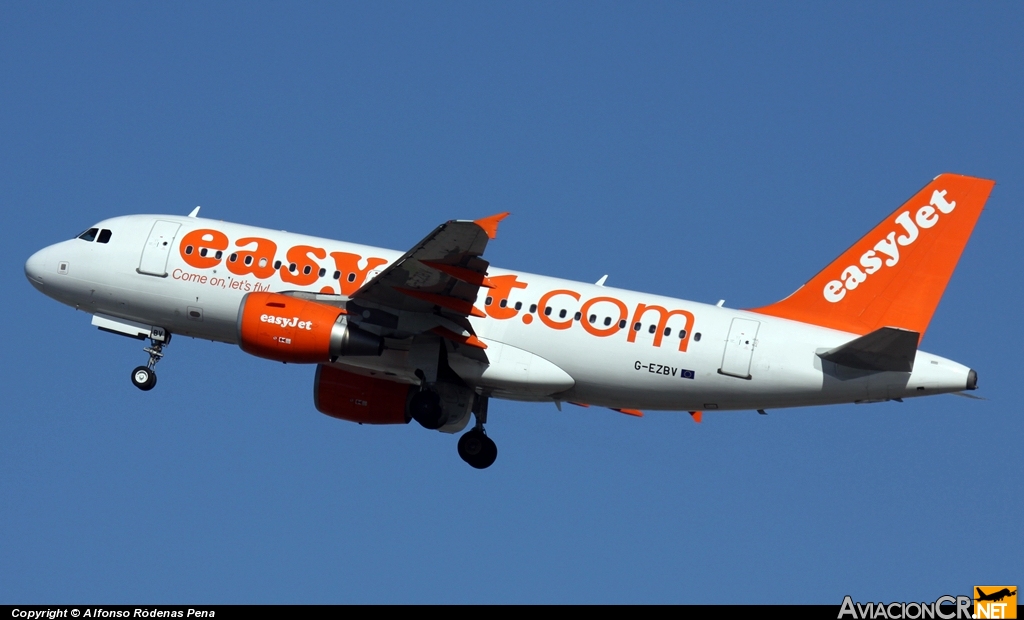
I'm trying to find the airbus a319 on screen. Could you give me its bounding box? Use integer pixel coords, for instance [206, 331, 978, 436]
[25, 174, 994, 468]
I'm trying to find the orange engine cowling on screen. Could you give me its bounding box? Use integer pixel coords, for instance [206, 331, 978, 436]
[314, 365, 413, 424]
[237, 292, 383, 364]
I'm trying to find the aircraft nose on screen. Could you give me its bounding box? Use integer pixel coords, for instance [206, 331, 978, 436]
[25, 246, 53, 290]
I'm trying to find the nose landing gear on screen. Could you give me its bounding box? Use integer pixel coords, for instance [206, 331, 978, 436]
[130, 329, 170, 391]
[458, 395, 497, 469]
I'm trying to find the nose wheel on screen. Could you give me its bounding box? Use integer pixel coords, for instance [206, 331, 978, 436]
[131, 366, 156, 391]
[458, 394, 497, 469]
[131, 329, 169, 391]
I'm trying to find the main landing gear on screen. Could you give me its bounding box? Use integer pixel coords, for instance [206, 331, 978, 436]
[130, 329, 170, 391]
[458, 428, 497, 470]
[458, 395, 497, 469]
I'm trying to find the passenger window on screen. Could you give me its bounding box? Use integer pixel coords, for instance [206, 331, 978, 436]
[544, 307, 552, 316]
[333, 271, 341, 280]
[347, 273, 356, 282]
[97, 229, 112, 244]
[245, 256, 254, 266]
[664, 327, 671, 337]
[514, 301, 522, 311]
[604, 317, 612, 326]
[185, 245, 194, 255]
[574, 312, 581, 321]
[619, 320, 627, 329]
[648, 324, 656, 334]
[499, 299, 507, 308]
[289, 263, 297, 272]
[200, 248, 208, 257]
[273, 260, 282, 269]
[78, 228, 99, 242]
[303, 265, 312, 275]
[318, 268, 326, 277]
[530, 304, 537, 313]
[559, 309, 567, 319]
[214, 251, 223, 259]
[485, 297, 493, 306]
[678, 330, 687, 339]
[694, 332, 701, 342]
[229, 253, 238, 262]
[589, 314, 596, 323]
[633, 322, 642, 331]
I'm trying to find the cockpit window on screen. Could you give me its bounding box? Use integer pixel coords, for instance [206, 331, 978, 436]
[78, 228, 99, 242]
[97, 229, 112, 244]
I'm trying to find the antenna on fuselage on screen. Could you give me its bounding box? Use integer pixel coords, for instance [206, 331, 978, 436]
[595, 275, 608, 286]
[188, 206, 201, 218]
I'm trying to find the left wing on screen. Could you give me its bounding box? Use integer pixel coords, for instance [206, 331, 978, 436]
[345, 213, 509, 347]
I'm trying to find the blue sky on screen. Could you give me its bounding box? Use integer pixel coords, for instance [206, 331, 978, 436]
[2, 2, 1021, 603]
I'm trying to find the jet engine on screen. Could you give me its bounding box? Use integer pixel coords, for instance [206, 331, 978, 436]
[314, 365, 413, 424]
[237, 291, 383, 364]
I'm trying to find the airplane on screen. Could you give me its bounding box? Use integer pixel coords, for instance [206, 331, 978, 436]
[24, 173, 993, 469]
[976, 588, 1016, 603]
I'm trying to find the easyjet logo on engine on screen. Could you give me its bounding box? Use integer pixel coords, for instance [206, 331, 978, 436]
[260, 314, 314, 330]
[823, 189, 957, 303]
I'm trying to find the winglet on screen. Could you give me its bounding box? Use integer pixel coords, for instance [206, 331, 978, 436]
[474, 212, 510, 239]
[689, 411, 702, 423]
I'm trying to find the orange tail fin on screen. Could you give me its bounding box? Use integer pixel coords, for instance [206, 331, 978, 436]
[750, 173, 994, 339]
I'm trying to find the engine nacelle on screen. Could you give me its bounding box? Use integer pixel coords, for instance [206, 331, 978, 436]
[237, 292, 383, 363]
[314, 365, 413, 424]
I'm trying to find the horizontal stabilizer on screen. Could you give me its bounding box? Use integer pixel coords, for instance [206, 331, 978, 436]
[819, 327, 919, 372]
[951, 391, 987, 400]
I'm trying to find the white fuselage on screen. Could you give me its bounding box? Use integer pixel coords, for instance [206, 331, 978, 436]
[25, 214, 974, 413]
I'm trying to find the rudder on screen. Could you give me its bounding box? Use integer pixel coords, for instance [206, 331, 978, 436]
[749, 173, 994, 339]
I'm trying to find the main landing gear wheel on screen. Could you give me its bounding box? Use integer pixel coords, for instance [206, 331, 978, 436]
[131, 366, 156, 391]
[458, 428, 497, 469]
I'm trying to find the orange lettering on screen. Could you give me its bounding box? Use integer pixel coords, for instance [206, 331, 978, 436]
[280, 245, 327, 286]
[484, 275, 528, 319]
[538, 289, 580, 330]
[330, 252, 388, 295]
[579, 296, 628, 337]
[179, 229, 229, 269]
[627, 304, 695, 352]
[226, 237, 278, 279]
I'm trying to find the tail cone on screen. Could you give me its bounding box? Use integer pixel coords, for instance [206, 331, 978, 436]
[967, 369, 978, 390]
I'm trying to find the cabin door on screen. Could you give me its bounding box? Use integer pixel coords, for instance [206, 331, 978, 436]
[719, 318, 760, 379]
[138, 221, 181, 277]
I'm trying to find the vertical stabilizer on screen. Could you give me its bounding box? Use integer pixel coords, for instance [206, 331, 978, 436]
[749, 174, 994, 339]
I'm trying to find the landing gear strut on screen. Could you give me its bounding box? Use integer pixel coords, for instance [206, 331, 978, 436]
[130, 329, 170, 391]
[458, 394, 497, 469]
